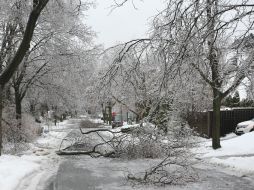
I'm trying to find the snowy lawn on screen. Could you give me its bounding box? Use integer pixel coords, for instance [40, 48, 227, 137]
[200, 132, 254, 157]
[0, 120, 69, 190]
[197, 132, 254, 173]
[0, 155, 41, 190]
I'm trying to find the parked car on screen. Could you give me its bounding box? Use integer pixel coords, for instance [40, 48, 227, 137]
[235, 118, 254, 135]
[112, 120, 123, 128]
[112, 114, 123, 128]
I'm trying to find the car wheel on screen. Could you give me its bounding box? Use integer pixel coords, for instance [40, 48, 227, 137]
[250, 128, 254, 132]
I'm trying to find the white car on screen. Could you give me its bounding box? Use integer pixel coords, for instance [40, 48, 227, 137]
[235, 118, 254, 135]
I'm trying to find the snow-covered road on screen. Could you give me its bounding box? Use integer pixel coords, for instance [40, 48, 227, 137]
[53, 155, 254, 190]
[52, 121, 254, 190]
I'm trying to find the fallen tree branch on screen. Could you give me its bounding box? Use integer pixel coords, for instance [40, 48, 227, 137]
[57, 126, 126, 157]
[79, 128, 121, 134]
[56, 150, 115, 158]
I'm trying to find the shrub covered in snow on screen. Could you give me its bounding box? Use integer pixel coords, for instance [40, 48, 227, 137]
[2, 107, 42, 154]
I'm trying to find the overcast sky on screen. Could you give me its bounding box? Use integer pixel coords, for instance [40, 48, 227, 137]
[85, 0, 165, 48]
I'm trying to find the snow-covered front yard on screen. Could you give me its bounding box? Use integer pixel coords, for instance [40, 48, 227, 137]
[0, 155, 41, 190]
[0, 120, 70, 190]
[197, 132, 254, 174]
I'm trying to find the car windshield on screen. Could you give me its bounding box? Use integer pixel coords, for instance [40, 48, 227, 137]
[114, 115, 122, 121]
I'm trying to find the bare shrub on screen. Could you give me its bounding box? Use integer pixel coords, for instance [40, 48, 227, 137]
[21, 113, 42, 141]
[114, 124, 166, 159]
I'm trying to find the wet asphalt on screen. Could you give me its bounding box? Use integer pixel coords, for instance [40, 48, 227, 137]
[44, 119, 254, 190]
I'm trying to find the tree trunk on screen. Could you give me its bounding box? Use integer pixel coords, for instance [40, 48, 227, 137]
[206, 0, 221, 149]
[0, 85, 3, 155]
[15, 92, 22, 120]
[30, 102, 36, 116]
[108, 105, 112, 125]
[212, 89, 221, 149]
[101, 104, 106, 123]
[15, 92, 22, 130]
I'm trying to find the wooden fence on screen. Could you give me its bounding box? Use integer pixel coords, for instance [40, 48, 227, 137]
[187, 108, 254, 138]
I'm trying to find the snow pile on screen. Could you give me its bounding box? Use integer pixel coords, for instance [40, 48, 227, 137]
[89, 118, 104, 124]
[0, 120, 70, 190]
[0, 155, 41, 190]
[121, 123, 140, 129]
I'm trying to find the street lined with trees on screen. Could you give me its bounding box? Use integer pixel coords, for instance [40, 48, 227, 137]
[1, 0, 254, 189]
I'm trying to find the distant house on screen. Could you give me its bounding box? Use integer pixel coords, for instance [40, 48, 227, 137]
[112, 103, 136, 123]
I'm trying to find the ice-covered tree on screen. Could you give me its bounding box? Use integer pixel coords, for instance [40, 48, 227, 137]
[111, 0, 254, 149]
